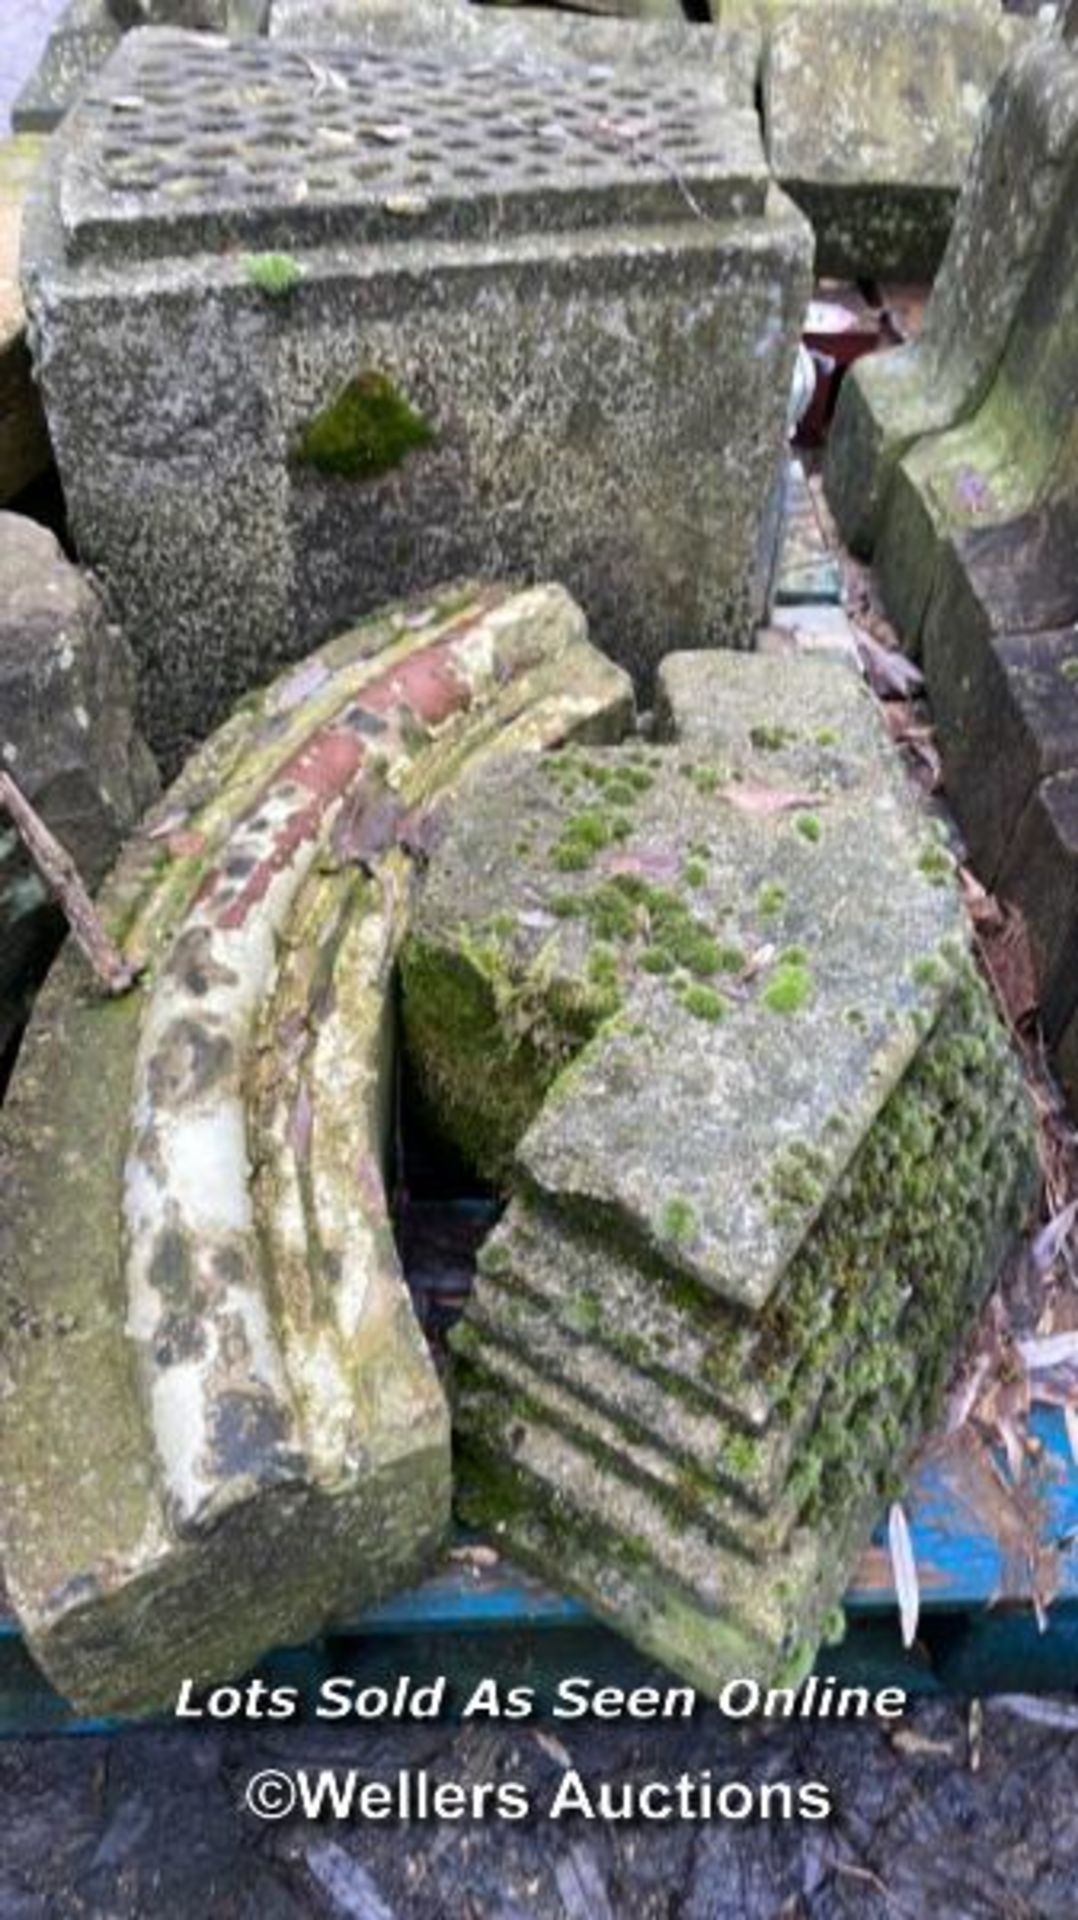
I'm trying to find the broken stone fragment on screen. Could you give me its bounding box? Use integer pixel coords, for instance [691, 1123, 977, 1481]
[0, 582, 632, 1716]
[403, 650, 1035, 1694]
[824, 14, 1078, 555]
[0, 512, 158, 1064]
[11, 0, 124, 135]
[764, 2, 1027, 284]
[22, 27, 809, 770]
[0, 139, 51, 502]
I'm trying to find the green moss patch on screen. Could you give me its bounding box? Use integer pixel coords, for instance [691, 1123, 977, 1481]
[295, 370, 435, 480]
[243, 252, 302, 298]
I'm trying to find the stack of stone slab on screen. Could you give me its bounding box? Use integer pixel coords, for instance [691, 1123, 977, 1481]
[22, 26, 809, 773]
[825, 4, 1078, 1108]
[402, 651, 1035, 1692]
[0, 581, 632, 1716]
[763, 3, 1028, 281]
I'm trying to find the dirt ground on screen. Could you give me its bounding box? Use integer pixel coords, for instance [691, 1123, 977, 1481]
[2, 1695, 1078, 1917]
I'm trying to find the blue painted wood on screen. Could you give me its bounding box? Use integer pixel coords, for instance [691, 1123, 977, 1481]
[2, 1407, 1076, 1734]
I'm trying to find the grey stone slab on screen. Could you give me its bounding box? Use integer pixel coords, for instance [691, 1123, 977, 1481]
[922, 509, 1078, 883]
[765, 3, 1026, 283]
[24, 28, 809, 772]
[404, 649, 1034, 1689]
[11, 0, 121, 133]
[404, 653, 1018, 1287]
[998, 769, 1078, 1044]
[267, 0, 763, 111]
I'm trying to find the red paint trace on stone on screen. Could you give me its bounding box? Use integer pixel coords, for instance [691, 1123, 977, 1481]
[199, 618, 494, 931]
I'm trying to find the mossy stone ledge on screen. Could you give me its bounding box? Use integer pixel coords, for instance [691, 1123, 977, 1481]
[400, 650, 1037, 1696]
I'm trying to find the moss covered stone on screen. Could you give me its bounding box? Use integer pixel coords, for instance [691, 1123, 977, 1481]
[402, 650, 1035, 1697]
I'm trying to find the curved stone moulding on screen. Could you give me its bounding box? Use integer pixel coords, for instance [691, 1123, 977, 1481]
[0, 579, 634, 1717]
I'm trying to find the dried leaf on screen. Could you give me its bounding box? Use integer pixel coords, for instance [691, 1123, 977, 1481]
[166, 830, 206, 858]
[533, 1728, 573, 1769]
[854, 628, 924, 699]
[890, 1728, 954, 1759]
[304, 1841, 398, 1920]
[969, 1697, 983, 1772]
[448, 1543, 500, 1570]
[990, 1693, 1078, 1732]
[331, 788, 405, 866]
[554, 1843, 615, 1920]
[888, 1501, 920, 1649]
[1031, 1201, 1078, 1275]
[1017, 1331, 1078, 1373]
[725, 783, 822, 818]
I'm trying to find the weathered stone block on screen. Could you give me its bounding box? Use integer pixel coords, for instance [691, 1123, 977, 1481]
[997, 772, 1078, 1045]
[0, 139, 51, 505]
[0, 513, 158, 1063]
[110, 0, 270, 28]
[402, 651, 1034, 1693]
[921, 509, 1078, 883]
[23, 29, 810, 772]
[764, 3, 1024, 283]
[824, 13, 1078, 555]
[1057, 998, 1078, 1115]
[12, 0, 124, 135]
[0, 581, 632, 1716]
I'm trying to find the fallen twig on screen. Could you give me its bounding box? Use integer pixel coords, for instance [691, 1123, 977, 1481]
[0, 771, 137, 997]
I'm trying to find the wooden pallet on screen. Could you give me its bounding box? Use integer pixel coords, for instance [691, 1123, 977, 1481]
[2, 1405, 1075, 1734]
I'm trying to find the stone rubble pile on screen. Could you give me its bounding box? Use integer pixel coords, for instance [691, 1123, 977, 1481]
[403, 651, 1035, 1690]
